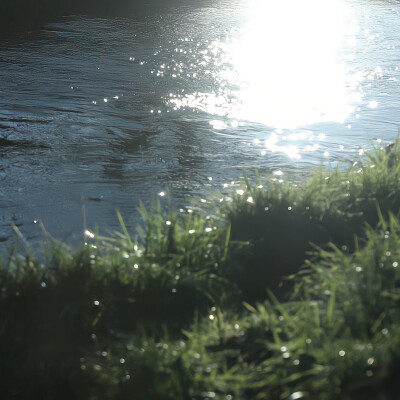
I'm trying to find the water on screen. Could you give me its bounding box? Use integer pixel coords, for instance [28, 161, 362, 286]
[0, 0, 399, 244]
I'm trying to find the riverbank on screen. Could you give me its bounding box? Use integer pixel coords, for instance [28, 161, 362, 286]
[1, 143, 400, 399]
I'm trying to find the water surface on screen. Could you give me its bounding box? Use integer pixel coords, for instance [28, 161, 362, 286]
[0, 0, 399, 244]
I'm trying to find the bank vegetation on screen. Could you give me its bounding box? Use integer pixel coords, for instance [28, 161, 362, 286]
[2, 142, 400, 399]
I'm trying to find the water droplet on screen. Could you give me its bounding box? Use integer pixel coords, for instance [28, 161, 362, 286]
[286, 392, 308, 400]
[94, 300, 100, 306]
[339, 350, 346, 357]
[85, 230, 95, 238]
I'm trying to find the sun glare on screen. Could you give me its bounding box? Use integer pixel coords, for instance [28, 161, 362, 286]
[168, 0, 364, 131]
[229, 0, 361, 128]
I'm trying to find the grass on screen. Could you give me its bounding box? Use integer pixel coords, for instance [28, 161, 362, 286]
[1, 143, 400, 399]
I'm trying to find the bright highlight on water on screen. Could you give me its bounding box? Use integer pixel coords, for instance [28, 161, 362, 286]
[171, 0, 364, 129]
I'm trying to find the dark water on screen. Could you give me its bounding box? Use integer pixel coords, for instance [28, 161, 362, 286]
[0, 0, 399, 245]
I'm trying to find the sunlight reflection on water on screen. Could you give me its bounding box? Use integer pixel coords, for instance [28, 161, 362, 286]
[171, 0, 364, 130]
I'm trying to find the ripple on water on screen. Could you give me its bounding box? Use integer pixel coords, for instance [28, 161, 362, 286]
[0, 0, 399, 243]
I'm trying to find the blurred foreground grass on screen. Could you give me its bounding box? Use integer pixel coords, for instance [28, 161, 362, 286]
[2, 144, 400, 399]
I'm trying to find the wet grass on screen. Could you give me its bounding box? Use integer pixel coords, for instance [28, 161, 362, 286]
[2, 144, 400, 399]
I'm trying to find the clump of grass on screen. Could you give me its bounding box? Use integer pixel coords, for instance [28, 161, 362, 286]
[1, 143, 400, 399]
[178, 213, 400, 400]
[222, 145, 400, 301]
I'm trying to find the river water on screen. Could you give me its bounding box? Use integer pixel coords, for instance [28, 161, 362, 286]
[0, 0, 399, 244]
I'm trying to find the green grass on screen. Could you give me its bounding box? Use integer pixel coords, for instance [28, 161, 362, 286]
[1, 144, 400, 399]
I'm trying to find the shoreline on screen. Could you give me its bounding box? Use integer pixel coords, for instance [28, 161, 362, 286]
[1, 143, 400, 399]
